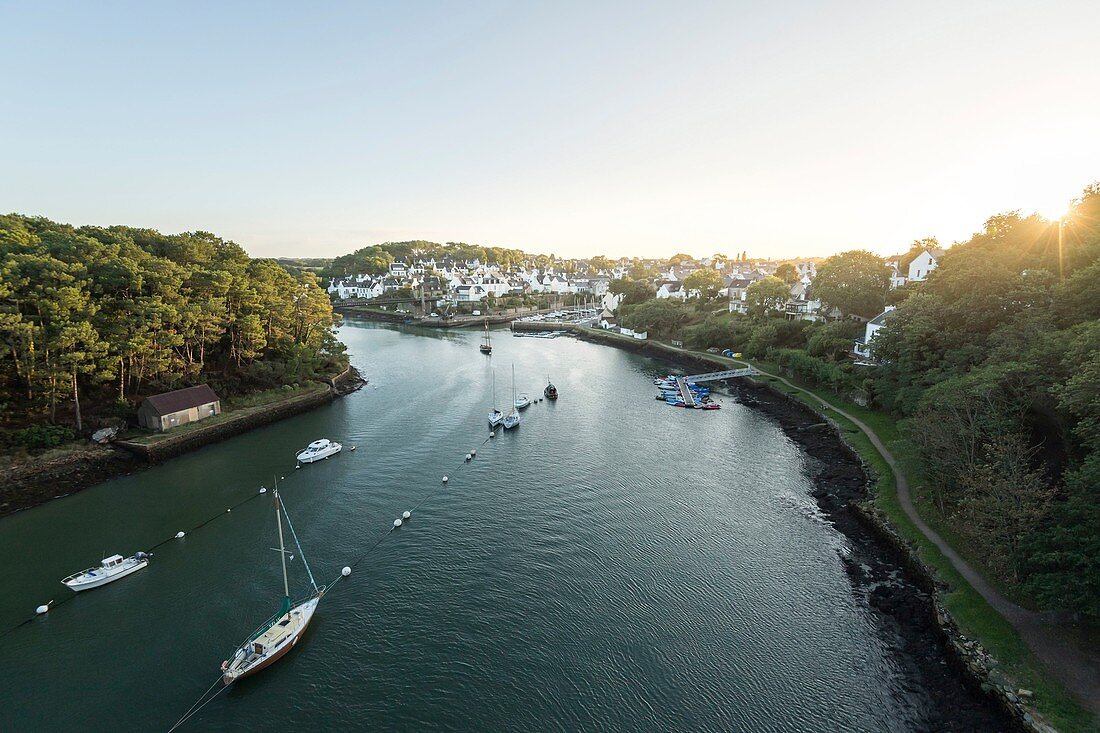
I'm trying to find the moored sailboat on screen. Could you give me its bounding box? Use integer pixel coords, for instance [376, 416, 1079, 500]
[489, 369, 504, 427]
[544, 377, 558, 400]
[480, 319, 492, 354]
[221, 483, 323, 685]
[503, 364, 521, 429]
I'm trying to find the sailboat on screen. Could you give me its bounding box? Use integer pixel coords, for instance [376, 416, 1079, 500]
[221, 483, 323, 685]
[480, 319, 492, 354]
[488, 369, 504, 428]
[544, 376, 558, 400]
[503, 364, 521, 429]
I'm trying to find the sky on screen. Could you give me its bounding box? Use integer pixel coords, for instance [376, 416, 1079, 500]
[2, 0, 1099, 260]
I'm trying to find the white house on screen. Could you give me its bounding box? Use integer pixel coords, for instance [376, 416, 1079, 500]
[853, 306, 896, 360]
[908, 248, 945, 282]
[656, 282, 687, 300]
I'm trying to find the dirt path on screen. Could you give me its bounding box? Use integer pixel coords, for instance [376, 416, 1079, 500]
[733, 359, 1100, 718]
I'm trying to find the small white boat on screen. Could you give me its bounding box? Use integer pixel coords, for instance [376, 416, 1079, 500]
[62, 552, 149, 592]
[503, 412, 520, 429]
[514, 393, 531, 410]
[296, 438, 342, 464]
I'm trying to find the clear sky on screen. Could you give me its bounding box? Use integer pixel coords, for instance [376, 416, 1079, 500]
[2, 1, 1098, 260]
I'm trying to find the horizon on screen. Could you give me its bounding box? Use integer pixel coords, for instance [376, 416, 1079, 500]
[2, 1, 1098, 260]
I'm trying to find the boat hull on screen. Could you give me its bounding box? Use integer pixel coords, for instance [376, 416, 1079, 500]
[222, 597, 319, 685]
[63, 558, 148, 592]
[296, 445, 342, 463]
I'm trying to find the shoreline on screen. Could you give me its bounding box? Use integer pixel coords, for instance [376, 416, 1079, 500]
[573, 328, 1028, 732]
[0, 367, 366, 518]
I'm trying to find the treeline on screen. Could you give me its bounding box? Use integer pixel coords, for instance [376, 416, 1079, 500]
[615, 185, 1100, 618]
[0, 215, 344, 439]
[323, 241, 538, 278]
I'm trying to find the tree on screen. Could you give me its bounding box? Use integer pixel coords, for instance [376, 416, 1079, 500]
[812, 250, 890, 318]
[745, 276, 789, 317]
[683, 269, 724, 300]
[621, 298, 690, 338]
[667, 253, 693, 267]
[608, 278, 654, 307]
[775, 263, 799, 283]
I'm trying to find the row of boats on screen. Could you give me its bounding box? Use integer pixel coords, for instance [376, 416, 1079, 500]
[654, 375, 721, 410]
[488, 365, 558, 430]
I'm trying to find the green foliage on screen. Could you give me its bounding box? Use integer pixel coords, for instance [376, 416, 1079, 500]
[745, 276, 789, 316]
[0, 215, 342, 432]
[772, 349, 856, 394]
[871, 184, 1100, 618]
[682, 268, 724, 300]
[774, 263, 799, 283]
[619, 298, 691, 338]
[12, 424, 75, 451]
[608, 277, 655, 307]
[806, 320, 861, 361]
[813, 249, 890, 318]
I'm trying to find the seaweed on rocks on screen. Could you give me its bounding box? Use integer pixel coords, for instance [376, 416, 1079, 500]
[731, 379, 1022, 733]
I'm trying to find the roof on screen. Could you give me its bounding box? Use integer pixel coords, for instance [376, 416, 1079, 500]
[867, 308, 897, 327]
[142, 384, 220, 415]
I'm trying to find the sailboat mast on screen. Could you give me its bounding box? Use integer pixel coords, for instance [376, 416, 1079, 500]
[275, 485, 289, 600]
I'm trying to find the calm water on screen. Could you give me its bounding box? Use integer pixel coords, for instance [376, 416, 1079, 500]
[1, 322, 929, 731]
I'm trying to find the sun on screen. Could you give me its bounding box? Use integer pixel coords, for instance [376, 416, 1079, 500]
[1035, 200, 1070, 222]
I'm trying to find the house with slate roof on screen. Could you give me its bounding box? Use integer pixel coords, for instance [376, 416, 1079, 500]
[137, 384, 221, 432]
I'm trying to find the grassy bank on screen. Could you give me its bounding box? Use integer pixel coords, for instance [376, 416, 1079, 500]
[123, 382, 330, 446]
[712, 354, 1095, 732]
[578, 328, 1095, 731]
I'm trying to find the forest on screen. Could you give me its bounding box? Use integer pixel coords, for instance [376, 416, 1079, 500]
[0, 215, 344, 448]
[617, 186, 1100, 618]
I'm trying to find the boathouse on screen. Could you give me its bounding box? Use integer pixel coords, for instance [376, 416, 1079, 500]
[137, 384, 222, 432]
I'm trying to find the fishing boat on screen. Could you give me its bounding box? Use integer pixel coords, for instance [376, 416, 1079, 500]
[503, 365, 521, 429]
[489, 369, 504, 428]
[480, 319, 492, 354]
[296, 438, 342, 464]
[61, 552, 150, 592]
[544, 377, 558, 400]
[221, 484, 323, 685]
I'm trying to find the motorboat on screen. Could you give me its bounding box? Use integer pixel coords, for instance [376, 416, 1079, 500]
[62, 552, 150, 592]
[544, 378, 558, 400]
[296, 438, 342, 464]
[221, 483, 323, 685]
[514, 393, 531, 410]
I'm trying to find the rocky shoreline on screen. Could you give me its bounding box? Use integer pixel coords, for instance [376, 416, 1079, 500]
[572, 329, 1024, 731]
[0, 367, 366, 518]
[734, 380, 1020, 732]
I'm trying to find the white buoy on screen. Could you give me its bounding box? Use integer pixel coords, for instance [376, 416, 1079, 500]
[226, 508, 231, 513]
[442, 475, 449, 483]
[351, 446, 357, 451]
[280, 476, 285, 480]
[259, 487, 267, 494]
[489, 431, 495, 438]
[341, 566, 351, 577]
[394, 518, 402, 527]
[176, 531, 186, 539]
[36, 604, 50, 615]
[296, 464, 301, 470]
[465, 453, 472, 461]
[402, 511, 411, 520]
[471, 449, 477, 456]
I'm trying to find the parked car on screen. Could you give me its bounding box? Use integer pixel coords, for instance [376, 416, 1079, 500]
[472, 310, 481, 316]
[706, 347, 719, 353]
[430, 312, 439, 317]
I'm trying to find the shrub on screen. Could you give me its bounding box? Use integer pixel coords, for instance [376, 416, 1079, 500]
[13, 424, 75, 451]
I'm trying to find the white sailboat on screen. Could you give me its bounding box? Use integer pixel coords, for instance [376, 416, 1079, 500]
[489, 369, 504, 427]
[221, 483, 323, 685]
[503, 364, 521, 430]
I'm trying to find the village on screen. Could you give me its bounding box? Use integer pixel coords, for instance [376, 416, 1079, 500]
[324, 243, 946, 358]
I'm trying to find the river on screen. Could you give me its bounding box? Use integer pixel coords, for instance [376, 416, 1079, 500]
[0, 321, 994, 731]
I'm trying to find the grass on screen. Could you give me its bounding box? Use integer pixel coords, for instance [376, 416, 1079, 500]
[124, 382, 329, 445]
[709, 354, 1098, 732]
